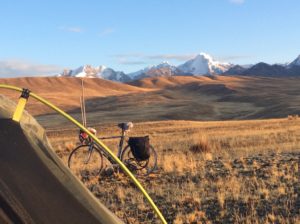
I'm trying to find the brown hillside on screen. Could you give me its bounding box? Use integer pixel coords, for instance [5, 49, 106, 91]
[0, 76, 145, 95]
[128, 75, 216, 89]
[0, 77, 148, 115]
[2, 75, 300, 128]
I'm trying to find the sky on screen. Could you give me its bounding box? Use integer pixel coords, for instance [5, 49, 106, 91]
[0, 0, 300, 77]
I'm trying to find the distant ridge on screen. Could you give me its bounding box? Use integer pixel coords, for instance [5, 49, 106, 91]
[59, 53, 233, 81]
[59, 54, 300, 81]
[223, 56, 300, 77]
[60, 65, 131, 82]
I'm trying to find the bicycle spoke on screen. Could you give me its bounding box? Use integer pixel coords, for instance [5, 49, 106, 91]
[83, 148, 93, 164]
[68, 145, 103, 180]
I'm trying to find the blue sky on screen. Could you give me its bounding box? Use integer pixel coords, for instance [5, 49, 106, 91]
[0, 0, 300, 77]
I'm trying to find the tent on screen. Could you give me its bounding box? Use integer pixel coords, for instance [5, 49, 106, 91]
[0, 95, 122, 224]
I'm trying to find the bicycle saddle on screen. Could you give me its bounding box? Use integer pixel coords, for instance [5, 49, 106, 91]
[118, 122, 133, 131]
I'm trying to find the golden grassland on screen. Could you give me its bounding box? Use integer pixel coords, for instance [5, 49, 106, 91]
[2, 75, 300, 222]
[48, 118, 300, 223]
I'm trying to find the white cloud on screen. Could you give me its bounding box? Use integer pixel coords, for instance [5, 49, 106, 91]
[229, 0, 245, 4]
[99, 28, 115, 37]
[117, 58, 147, 65]
[59, 26, 83, 33]
[112, 53, 195, 64]
[112, 53, 144, 58]
[146, 54, 195, 61]
[0, 59, 63, 78]
[216, 55, 253, 61]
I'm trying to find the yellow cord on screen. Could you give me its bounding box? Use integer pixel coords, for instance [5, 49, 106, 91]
[0, 84, 167, 224]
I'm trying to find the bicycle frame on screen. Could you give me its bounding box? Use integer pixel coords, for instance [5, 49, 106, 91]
[0, 84, 166, 224]
[84, 144, 94, 164]
[95, 129, 127, 162]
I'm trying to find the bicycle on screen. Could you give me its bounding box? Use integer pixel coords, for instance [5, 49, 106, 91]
[68, 122, 158, 178]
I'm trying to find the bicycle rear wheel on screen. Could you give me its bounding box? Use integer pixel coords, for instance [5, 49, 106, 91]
[121, 145, 157, 176]
[68, 145, 103, 179]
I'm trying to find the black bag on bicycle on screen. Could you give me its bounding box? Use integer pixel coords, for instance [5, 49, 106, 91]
[128, 136, 150, 161]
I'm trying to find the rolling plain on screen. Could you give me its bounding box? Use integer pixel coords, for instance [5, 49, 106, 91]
[1, 75, 299, 223]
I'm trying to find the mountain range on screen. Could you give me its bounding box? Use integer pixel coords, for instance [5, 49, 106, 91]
[60, 53, 300, 82]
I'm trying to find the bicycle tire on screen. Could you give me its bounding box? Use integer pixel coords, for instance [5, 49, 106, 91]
[68, 144, 103, 178]
[121, 144, 157, 176]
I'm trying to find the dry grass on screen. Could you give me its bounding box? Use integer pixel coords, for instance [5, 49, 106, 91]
[2, 71, 300, 223]
[49, 118, 300, 157]
[189, 135, 211, 154]
[47, 118, 300, 223]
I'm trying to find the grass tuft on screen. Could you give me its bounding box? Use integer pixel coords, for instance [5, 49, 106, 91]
[189, 135, 211, 154]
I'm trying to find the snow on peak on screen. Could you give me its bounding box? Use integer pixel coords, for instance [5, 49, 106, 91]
[128, 61, 177, 79]
[62, 65, 101, 78]
[60, 65, 131, 82]
[98, 65, 107, 71]
[178, 53, 232, 75]
[197, 52, 213, 61]
[155, 61, 177, 71]
[157, 61, 171, 66]
[59, 52, 236, 81]
[289, 55, 300, 67]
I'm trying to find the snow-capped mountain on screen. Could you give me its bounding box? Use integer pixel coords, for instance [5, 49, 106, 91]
[60, 53, 234, 81]
[59, 53, 300, 82]
[178, 53, 233, 75]
[98, 66, 131, 82]
[128, 61, 183, 80]
[288, 55, 300, 67]
[63, 65, 98, 77]
[60, 65, 131, 82]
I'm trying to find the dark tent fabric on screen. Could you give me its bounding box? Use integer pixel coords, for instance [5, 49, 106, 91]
[0, 95, 122, 224]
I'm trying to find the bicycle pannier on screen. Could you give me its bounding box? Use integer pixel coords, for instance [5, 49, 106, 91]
[128, 136, 150, 161]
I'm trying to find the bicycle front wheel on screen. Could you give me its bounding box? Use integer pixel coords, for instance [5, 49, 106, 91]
[121, 145, 157, 176]
[68, 145, 103, 179]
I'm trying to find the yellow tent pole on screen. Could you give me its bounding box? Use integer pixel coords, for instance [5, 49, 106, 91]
[0, 84, 167, 224]
[12, 97, 28, 122]
[4, 87, 30, 122]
